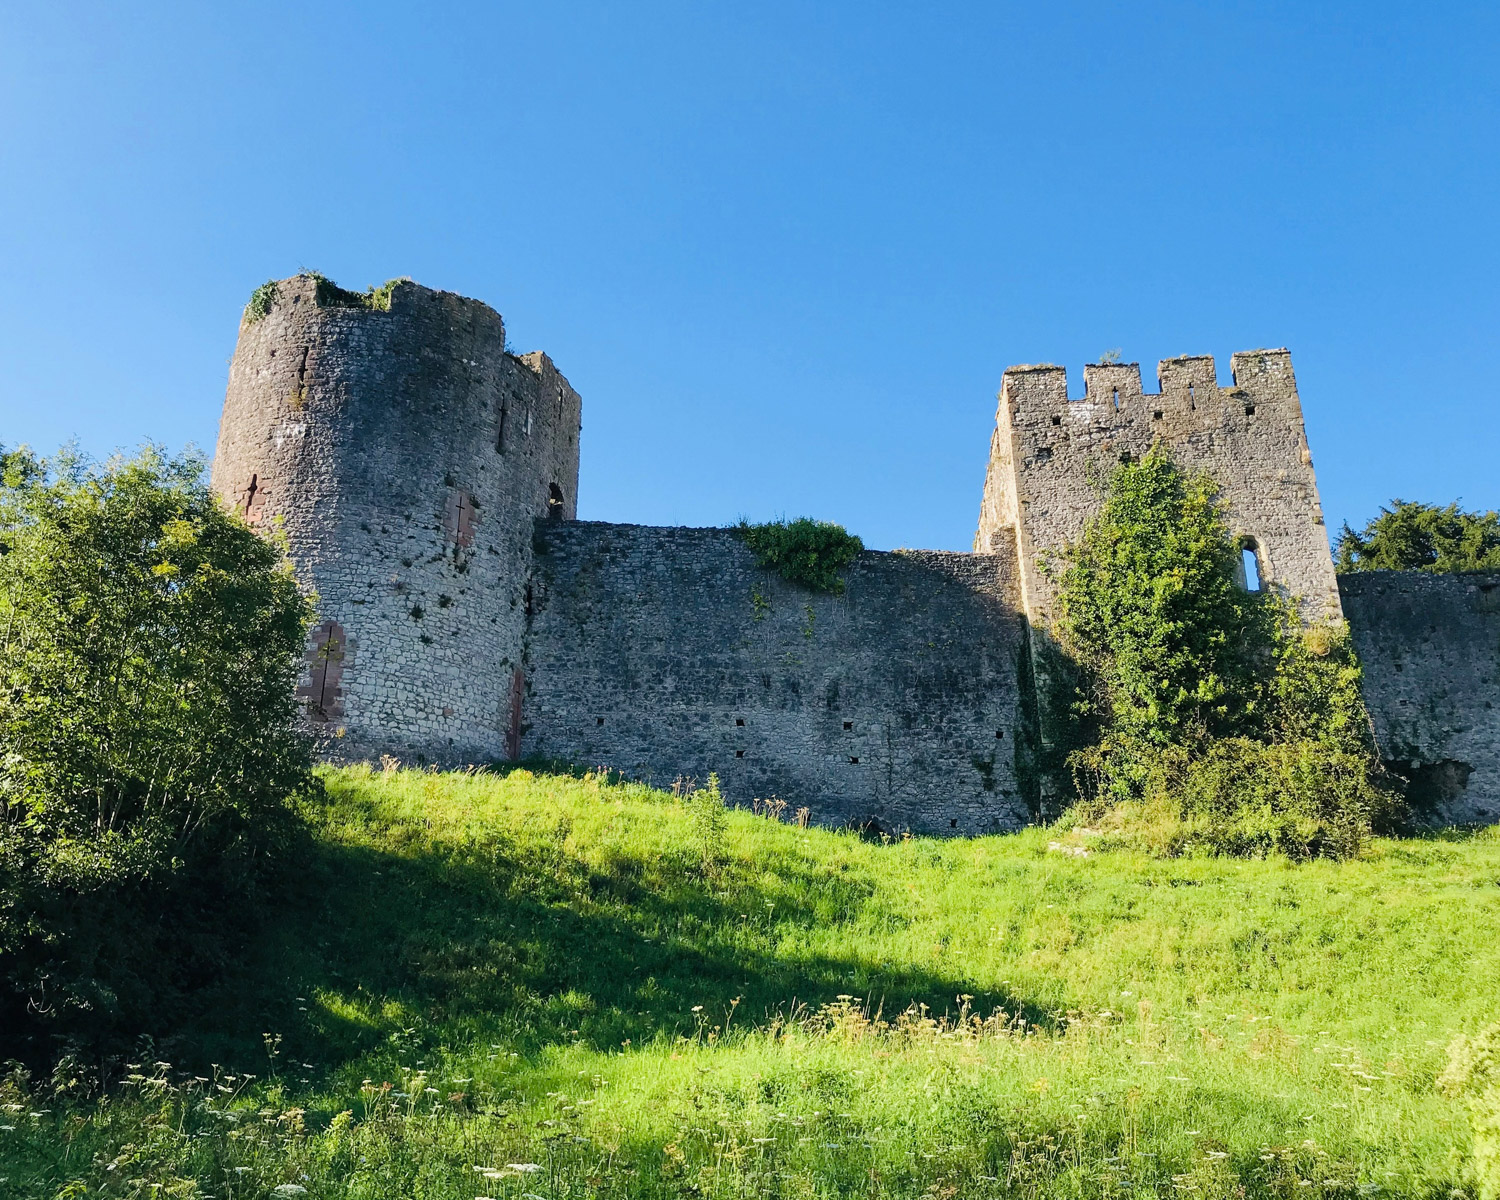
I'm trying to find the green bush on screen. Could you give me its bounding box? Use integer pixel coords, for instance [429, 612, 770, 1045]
[1070, 738, 1387, 860]
[1055, 447, 1395, 858]
[1337, 499, 1500, 573]
[0, 446, 315, 1058]
[305, 271, 406, 312]
[243, 279, 278, 324]
[734, 518, 863, 594]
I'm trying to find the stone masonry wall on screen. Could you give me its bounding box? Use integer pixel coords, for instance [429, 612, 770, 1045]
[1339, 570, 1500, 826]
[978, 351, 1342, 628]
[521, 522, 1031, 835]
[211, 275, 581, 764]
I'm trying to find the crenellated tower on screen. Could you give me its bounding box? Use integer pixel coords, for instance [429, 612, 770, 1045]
[211, 274, 581, 764]
[977, 349, 1342, 629]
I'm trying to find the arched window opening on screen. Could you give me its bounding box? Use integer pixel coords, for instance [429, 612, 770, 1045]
[547, 482, 565, 519]
[1238, 538, 1263, 592]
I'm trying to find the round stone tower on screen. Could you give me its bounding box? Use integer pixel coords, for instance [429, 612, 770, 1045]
[211, 273, 581, 764]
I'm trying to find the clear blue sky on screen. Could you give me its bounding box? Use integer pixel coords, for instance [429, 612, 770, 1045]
[2, 2, 1495, 551]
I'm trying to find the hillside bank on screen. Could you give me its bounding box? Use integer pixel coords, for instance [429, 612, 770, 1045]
[3, 765, 1497, 1198]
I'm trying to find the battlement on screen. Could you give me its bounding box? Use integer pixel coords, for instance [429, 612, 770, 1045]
[999, 349, 1297, 417]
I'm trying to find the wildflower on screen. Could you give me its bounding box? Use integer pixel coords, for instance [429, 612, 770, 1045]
[272, 1187, 307, 1197]
[506, 1163, 543, 1173]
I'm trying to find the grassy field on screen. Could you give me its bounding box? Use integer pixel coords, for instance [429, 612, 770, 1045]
[3, 764, 1498, 1199]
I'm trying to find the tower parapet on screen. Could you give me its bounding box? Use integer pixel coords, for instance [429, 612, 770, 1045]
[211, 274, 581, 763]
[977, 349, 1341, 630]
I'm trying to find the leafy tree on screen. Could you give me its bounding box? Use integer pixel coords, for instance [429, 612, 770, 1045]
[1055, 447, 1272, 749]
[0, 445, 315, 1058]
[1055, 447, 1394, 857]
[1336, 500, 1500, 573]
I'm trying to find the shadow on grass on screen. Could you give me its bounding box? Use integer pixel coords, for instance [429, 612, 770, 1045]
[180, 804, 1050, 1074]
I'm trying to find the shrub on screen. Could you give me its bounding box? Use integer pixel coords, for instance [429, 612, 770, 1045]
[305, 271, 407, 312]
[1336, 499, 1500, 573]
[1070, 738, 1387, 860]
[0, 445, 315, 1058]
[1055, 447, 1395, 858]
[686, 773, 728, 879]
[734, 518, 863, 594]
[243, 279, 278, 324]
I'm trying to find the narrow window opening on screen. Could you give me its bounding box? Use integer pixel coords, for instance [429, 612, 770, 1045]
[1244, 404, 1256, 417]
[547, 482, 565, 519]
[950, 819, 958, 828]
[496, 403, 508, 452]
[1239, 540, 1263, 592]
[1111, 386, 1120, 411]
[1051, 414, 1061, 426]
[524, 584, 533, 617]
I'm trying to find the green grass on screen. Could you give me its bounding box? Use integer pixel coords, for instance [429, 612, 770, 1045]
[4, 764, 1498, 1198]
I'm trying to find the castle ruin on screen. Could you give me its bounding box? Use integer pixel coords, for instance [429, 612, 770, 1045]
[212, 275, 1500, 831]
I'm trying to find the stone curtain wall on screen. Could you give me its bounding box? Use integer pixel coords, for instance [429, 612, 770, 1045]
[211, 276, 581, 764]
[1340, 571, 1500, 826]
[978, 351, 1343, 628]
[522, 522, 1031, 835]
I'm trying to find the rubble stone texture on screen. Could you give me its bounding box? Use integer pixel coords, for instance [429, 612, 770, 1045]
[1339, 570, 1500, 826]
[212, 276, 1500, 829]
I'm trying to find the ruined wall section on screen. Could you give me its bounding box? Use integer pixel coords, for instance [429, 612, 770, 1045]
[522, 522, 1031, 835]
[211, 275, 581, 763]
[977, 351, 1342, 628]
[1340, 571, 1500, 826]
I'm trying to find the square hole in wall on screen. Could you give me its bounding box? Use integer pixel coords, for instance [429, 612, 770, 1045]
[843, 720, 853, 731]
[736, 749, 745, 758]
[1245, 404, 1256, 416]
[1051, 415, 1061, 426]
[596, 716, 604, 725]
[995, 729, 1004, 740]
[736, 717, 745, 726]
[1153, 410, 1163, 420]
[950, 819, 957, 828]
[849, 756, 860, 764]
